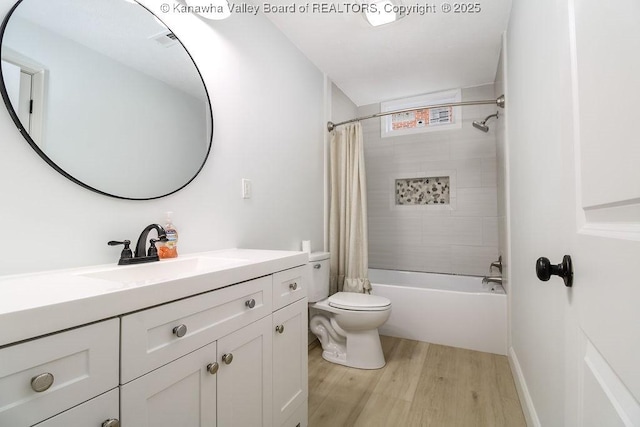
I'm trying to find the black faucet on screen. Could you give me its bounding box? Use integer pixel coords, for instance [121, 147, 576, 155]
[135, 224, 168, 259]
[108, 224, 168, 265]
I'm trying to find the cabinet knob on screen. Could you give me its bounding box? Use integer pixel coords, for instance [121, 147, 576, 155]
[222, 353, 234, 365]
[245, 299, 256, 309]
[207, 362, 219, 375]
[173, 324, 187, 338]
[313, 263, 321, 269]
[289, 282, 298, 291]
[102, 419, 120, 427]
[31, 372, 54, 392]
[275, 324, 285, 334]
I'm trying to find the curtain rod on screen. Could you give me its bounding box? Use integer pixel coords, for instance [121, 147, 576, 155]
[327, 94, 505, 132]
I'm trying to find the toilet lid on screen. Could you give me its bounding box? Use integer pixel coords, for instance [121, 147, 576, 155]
[328, 292, 391, 311]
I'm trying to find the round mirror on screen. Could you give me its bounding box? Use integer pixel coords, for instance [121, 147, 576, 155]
[0, 0, 212, 199]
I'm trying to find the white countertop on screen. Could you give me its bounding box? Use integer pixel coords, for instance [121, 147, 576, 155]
[0, 249, 308, 347]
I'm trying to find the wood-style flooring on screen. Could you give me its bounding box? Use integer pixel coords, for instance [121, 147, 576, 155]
[308, 336, 526, 427]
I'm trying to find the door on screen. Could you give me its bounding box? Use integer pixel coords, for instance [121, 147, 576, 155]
[564, 0, 640, 424]
[0, 55, 45, 146]
[273, 298, 308, 426]
[0, 60, 30, 127]
[120, 341, 217, 427]
[217, 316, 273, 427]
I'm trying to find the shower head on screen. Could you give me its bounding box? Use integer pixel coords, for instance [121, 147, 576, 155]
[472, 121, 490, 132]
[472, 111, 499, 132]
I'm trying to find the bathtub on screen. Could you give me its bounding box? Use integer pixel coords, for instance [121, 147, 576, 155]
[369, 269, 507, 355]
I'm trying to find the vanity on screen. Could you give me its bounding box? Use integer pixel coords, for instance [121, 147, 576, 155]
[0, 249, 309, 427]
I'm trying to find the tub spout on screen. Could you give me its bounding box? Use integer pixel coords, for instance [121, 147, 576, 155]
[482, 276, 503, 285]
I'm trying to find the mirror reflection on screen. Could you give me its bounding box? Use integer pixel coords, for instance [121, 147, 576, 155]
[1, 0, 212, 199]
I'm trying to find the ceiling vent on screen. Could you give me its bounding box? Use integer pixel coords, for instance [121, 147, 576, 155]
[150, 31, 179, 48]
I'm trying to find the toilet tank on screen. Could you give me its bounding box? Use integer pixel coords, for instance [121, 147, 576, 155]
[308, 252, 330, 303]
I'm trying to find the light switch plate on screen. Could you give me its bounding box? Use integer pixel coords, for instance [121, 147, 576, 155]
[242, 179, 252, 199]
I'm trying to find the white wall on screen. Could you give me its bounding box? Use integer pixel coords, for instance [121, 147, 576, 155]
[0, 0, 325, 276]
[362, 85, 499, 276]
[330, 83, 358, 125]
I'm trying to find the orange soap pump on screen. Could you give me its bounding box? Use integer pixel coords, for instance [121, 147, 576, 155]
[158, 211, 178, 259]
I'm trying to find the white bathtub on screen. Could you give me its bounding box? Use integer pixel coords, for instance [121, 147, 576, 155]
[369, 269, 507, 355]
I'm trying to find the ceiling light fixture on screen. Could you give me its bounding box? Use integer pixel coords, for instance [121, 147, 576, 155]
[362, 0, 406, 27]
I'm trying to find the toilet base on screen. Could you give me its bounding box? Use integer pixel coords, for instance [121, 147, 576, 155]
[321, 329, 386, 370]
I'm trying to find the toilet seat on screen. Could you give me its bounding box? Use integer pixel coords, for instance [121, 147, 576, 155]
[328, 292, 391, 311]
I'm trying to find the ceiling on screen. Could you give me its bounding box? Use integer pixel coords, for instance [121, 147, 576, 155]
[263, 0, 512, 106]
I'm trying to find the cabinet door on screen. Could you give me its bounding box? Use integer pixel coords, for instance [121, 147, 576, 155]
[217, 316, 273, 427]
[34, 388, 119, 427]
[120, 341, 217, 427]
[272, 298, 308, 426]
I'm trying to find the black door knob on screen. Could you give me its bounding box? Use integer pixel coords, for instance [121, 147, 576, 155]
[536, 255, 573, 287]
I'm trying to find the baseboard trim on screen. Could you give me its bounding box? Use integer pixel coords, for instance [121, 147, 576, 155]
[508, 346, 541, 427]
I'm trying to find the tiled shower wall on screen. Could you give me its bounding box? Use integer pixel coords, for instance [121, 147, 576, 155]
[363, 84, 499, 276]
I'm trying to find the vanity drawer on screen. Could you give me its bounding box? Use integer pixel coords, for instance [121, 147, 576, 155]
[34, 388, 119, 427]
[0, 319, 119, 427]
[273, 265, 307, 310]
[121, 276, 272, 383]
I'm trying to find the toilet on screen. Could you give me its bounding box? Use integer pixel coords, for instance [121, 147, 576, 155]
[308, 252, 392, 369]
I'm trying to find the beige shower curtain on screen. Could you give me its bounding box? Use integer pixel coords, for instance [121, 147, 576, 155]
[329, 122, 371, 294]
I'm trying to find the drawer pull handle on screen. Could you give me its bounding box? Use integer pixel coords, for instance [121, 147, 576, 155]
[222, 353, 234, 365]
[31, 372, 54, 393]
[173, 324, 188, 338]
[275, 324, 285, 334]
[102, 419, 120, 427]
[245, 299, 256, 309]
[207, 362, 219, 375]
[289, 282, 298, 291]
[313, 264, 321, 269]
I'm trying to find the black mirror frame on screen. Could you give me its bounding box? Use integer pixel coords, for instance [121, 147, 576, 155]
[0, 0, 214, 200]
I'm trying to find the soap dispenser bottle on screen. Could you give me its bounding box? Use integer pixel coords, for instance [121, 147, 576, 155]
[158, 211, 178, 259]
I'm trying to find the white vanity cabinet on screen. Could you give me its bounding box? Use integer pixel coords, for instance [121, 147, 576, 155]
[272, 266, 309, 427]
[273, 298, 308, 427]
[120, 313, 274, 427]
[0, 319, 120, 427]
[119, 267, 308, 427]
[0, 250, 309, 427]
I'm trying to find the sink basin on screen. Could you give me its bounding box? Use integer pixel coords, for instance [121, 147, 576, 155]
[79, 256, 250, 285]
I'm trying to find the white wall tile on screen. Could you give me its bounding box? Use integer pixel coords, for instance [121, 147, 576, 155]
[362, 84, 499, 276]
[393, 244, 452, 274]
[450, 245, 499, 276]
[394, 139, 451, 164]
[483, 217, 499, 247]
[423, 217, 484, 246]
[451, 136, 497, 160]
[482, 158, 498, 187]
[453, 188, 498, 217]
